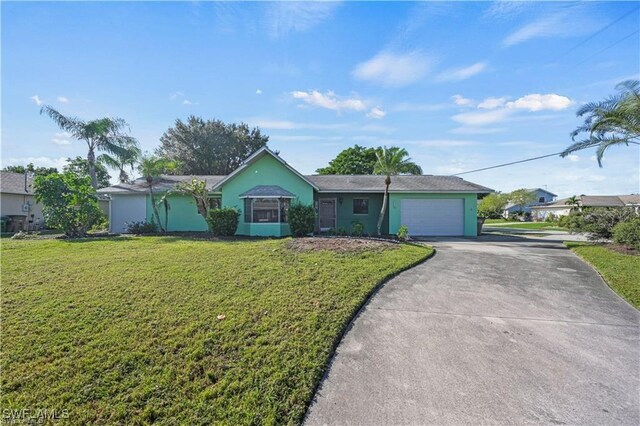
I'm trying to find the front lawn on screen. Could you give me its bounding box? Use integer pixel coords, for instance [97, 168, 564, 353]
[566, 242, 640, 309]
[484, 221, 567, 231]
[1, 237, 431, 424]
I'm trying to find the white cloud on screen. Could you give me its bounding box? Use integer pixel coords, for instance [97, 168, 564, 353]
[484, 1, 532, 19]
[452, 109, 512, 126]
[31, 95, 43, 106]
[51, 132, 72, 145]
[436, 61, 488, 82]
[182, 100, 192, 105]
[249, 119, 350, 131]
[451, 95, 474, 107]
[366, 107, 386, 120]
[266, 2, 340, 38]
[57, 96, 69, 103]
[2, 156, 68, 171]
[478, 97, 507, 109]
[256, 89, 262, 95]
[169, 91, 184, 100]
[291, 90, 367, 113]
[502, 9, 598, 47]
[352, 50, 434, 87]
[567, 154, 580, 162]
[506, 94, 573, 111]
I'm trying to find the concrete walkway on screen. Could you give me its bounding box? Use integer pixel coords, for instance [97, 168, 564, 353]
[305, 236, 639, 425]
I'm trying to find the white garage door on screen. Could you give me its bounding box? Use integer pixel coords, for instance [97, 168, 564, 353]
[110, 195, 147, 233]
[400, 199, 464, 236]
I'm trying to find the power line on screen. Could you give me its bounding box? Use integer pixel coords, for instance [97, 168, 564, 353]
[553, 6, 639, 61]
[452, 142, 640, 176]
[575, 30, 639, 66]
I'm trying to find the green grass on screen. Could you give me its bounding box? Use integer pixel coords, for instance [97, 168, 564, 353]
[566, 242, 640, 309]
[484, 221, 567, 231]
[0, 237, 431, 425]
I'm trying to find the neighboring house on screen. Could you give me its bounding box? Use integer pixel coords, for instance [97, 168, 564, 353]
[531, 194, 640, 220]
[0, 171, 44, 231]
[503, 188, 557, 217]
[99, 147, 493, 237]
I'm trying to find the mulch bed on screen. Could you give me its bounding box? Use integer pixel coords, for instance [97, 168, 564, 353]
[604, 243, 640, 256]
[285, 237, 400, 253]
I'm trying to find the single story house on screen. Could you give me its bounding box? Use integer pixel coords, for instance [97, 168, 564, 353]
[0, 171, 44, 231]
[98, 147, 493, 237]
[503, 188, 557, 217]
[531, 194, 640, 220]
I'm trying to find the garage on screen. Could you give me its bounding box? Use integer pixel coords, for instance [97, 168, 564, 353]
[400, 198, 464, 236]
[109, 194, 147, 233]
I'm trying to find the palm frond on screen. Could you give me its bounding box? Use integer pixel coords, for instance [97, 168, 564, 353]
[39, 105, 85, 137]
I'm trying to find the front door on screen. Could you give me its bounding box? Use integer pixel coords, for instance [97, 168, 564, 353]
[319, 199, 336, 230]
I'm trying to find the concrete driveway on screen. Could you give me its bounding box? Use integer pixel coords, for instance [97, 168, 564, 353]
[305, 236, 639, 425]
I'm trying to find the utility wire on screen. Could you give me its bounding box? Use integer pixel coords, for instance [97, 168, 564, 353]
[453, 142, 640, 176]
[553, 6, 639, 61]
[575, 30, 639, 66]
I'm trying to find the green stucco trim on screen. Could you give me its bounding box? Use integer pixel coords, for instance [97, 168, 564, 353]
[147, 194, 209, 232]
[388, 192, 478, 237]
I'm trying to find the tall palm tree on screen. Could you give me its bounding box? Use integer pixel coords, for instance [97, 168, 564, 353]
[138, 155, 178, 232]
[98, 138, 141, 183]
[40, 106, 140, 189]
[561, 80, 640, 166]
[565, 195, 580, 211]
[373, 147, 422, 235]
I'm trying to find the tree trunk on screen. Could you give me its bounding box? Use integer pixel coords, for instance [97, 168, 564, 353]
[87, 147, 98, 190]
[377, 177, 391, 236]
[148, 184, 165, 232]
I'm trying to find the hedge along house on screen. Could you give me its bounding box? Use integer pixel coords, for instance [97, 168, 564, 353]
[99, 147, 493, 237]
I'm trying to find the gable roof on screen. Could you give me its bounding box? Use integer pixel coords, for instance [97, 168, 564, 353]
[526, 188, 557, 197]
[306, 174, 493, 193]
[1, 171, 34, 195]
[240, 185, 297, 198]
[531, 194, 640, 209]
[211, 146, 319, 191]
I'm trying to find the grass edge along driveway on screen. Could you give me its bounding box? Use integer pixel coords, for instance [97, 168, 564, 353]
[1, 237, 432, 425]
[565, 242, 640, 309]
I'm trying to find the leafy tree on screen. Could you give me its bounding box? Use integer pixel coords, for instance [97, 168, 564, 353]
[64, 157, 111, 189]
[509, 189, 537, 213]
[565, 195, 581, 211]
[373, 147, 423, 235]
[176, 178, 211, 225]
[40, 105, 140, 189]
[561, 80, 640, 166]
[98, 137, 141, 183]
[2, 163, 58, 177]
[316, 145, 379, 174]
[157, 116, 269, 175]
[288, 202, 316, 237]
[138, 155, 179, 232]
[34, 172, 103, 237]
[478, 193, 509, 219]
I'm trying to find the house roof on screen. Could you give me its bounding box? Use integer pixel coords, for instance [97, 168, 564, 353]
[1, 171, 33, 195]
[97, 175, 225, 194]
[240, 185, 296, 198]
[525, 187, 558, 197]
[306, 174, 494, 193]
[211, 147, 320, 191]
[531, 194, 640, 209]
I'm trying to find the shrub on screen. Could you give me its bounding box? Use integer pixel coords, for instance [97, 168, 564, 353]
[90, 211, 109, 232]
[613, 218, 640, 250]
[558, 212, 585, 232]
[207, 208, 240, 236]
[288, 202, 315, 237]
[544, 213, 557, 223]
[335, 226, 348, 236]
[397, 225, 409, 242]
[126, 220, 158, 234]
[582, 207, 636, 241]
[351, 221, 365, 237]
[34, 172, 103, 238]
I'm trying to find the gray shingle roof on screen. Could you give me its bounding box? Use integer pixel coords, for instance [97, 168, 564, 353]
[305, 175, 493, 193]
[98, 175, 226, 194]
[1, 172, 33, 195]
[532, 194, 640, 209]
[240, 185, 296, 198]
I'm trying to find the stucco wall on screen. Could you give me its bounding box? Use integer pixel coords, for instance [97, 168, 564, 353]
[315, 192, 388, 235]
[1, 193, 44, 230]
[148, 193, 209, 232]
[388, 193, 478, 237]
[220, 154, 315, 236]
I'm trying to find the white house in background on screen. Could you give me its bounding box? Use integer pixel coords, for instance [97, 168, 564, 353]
[531, 194, 640, 220]
[503, 188, 557, 217]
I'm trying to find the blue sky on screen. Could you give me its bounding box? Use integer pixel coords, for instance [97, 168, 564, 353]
[2, 1, 639, 197]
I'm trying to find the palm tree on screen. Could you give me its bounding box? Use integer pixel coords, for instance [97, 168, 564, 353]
[138, 155, 178, 232]
[373, 147, 422, 235]
[98, 138, 141, 183]
[561, 80, 640, 166]
[565, 195, 580, 211]
[40, 106, 140, 189]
